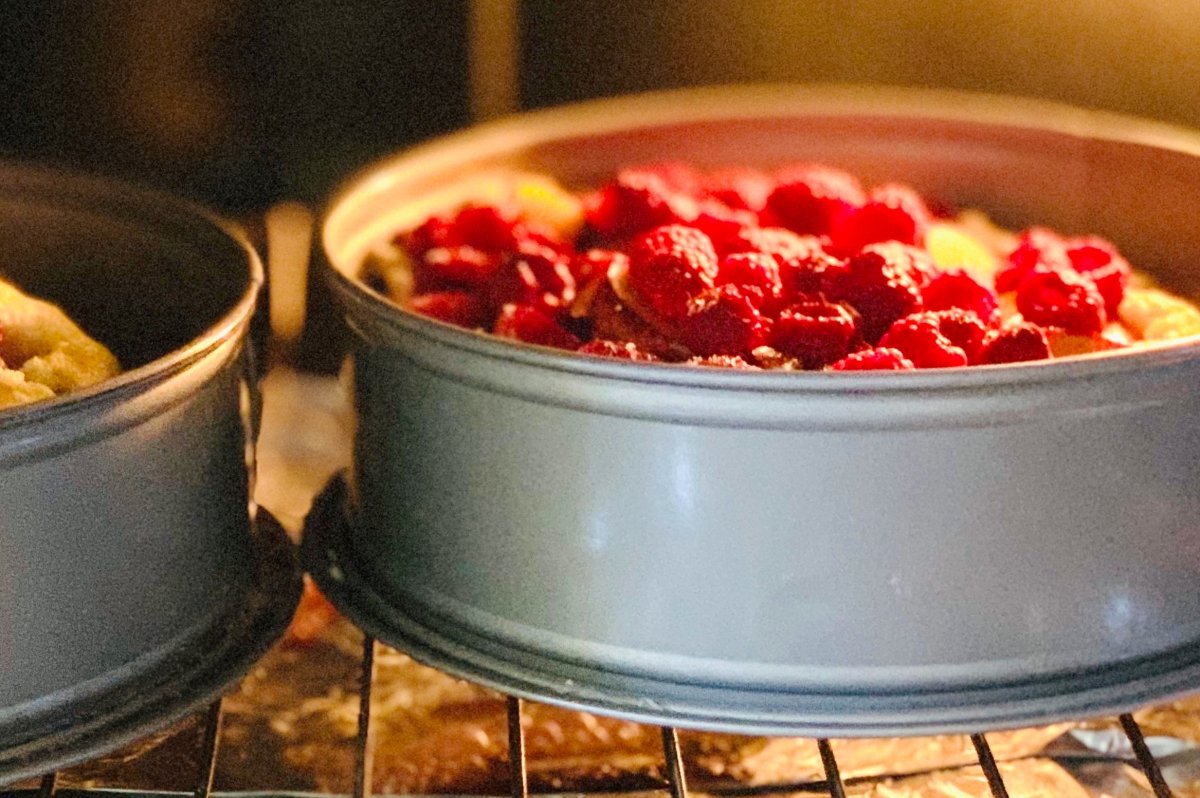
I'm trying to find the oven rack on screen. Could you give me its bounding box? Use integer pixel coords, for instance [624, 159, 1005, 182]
[11, 633, 1179, 798]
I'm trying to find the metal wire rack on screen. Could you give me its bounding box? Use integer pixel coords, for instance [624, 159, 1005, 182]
[21, 632, 1179, 798]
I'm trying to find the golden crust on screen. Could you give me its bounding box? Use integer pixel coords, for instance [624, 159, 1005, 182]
[0, 278, 119, 410]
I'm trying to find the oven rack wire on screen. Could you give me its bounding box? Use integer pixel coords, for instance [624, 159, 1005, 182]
[12, 633, 1179, 798]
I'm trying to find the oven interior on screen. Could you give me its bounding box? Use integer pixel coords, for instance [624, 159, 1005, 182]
[6, 4, 1200, 796]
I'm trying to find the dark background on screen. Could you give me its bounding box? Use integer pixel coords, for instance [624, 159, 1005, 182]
[2, 1, 1198, 212]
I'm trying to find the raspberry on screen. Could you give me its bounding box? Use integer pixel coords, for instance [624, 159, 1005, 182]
[922, 269, 999, 322]
[978, 322, 1051, 364]
[929, 308, 988, 362]
[405, 203, 564, 258]
[678, 284, 767, 356]
[702, 167, 772, 212]
[626, 225, 719, 320]
[1015, 268, 1106, 335]
[832, 183, 931, 252]
[995, 228, 1071, 293]
[867, 241, 940, 287]
[716, 252, 782, 310]
[688, 354, 760, 369]
[771, 298, 860, 368]
[576, 339, 660, 361]
[779, 251, 846, 298]
[1066, 236, 1130, 317]
[406, 291, 491, 328]
[828, 244, 925, 343]
[765, 164, 864, 235]
[733, 227, 827, 265]
[878, 313, 969, 368]
[830, 347, 915, 371]
[487, 241, 576, 313]
[403, 212, 461, 255]
[585, 168, 699, 239]
[493, 303, 582, 350]
[454, 203, 524, 251]
[692, 203, 760, 255]
[421, 245, 500, 288]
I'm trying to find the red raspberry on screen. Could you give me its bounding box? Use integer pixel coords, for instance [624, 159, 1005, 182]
[832, 183, 931, 252]
[626, 225, 719, 320]
[828, 243, 925, 343]
[930, 308, 988, 362]
[778, 251, 846, 298]
[830, 347, 915, 371]
[1015, 268, 1106, 335]
[576, 339, 660, 361]
[995, 228, 1071, 293]
[716, 252, 782, 310]
[733, 227, 827, 265]
[978, 322, 1051, 364]
[688, 354, 760, 369]
[702, 167, 773, 212]
[586, 168, 699, 239]
[878, 313, 969, 368]
[678, 284, 767, 356]
[493, 303, 582, 350]
[922, 269, 999, 322]
[420, 245, 500, 289]
[454, 204, 524, 251]
[868, 241, 940, 287]
[692, 203, 760, 255]
[771, 298, 860, 368]
[403, 212, 461, 255]
[487, 241, 576, 313]
[406, 203, 565, 258]
[765, 164, 864, 235]
[1066, 236, 1130, 317]
[406, 291, 491, 328]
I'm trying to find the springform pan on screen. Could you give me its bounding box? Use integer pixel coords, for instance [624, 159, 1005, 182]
[0, 163, 301, 782]
[310, 86, 1200, 736]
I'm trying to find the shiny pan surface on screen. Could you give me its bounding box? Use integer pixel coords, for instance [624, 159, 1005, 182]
[0, 164, 300, 782]
[314, 86, 1200, 735]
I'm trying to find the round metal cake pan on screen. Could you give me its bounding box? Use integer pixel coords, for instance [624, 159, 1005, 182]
[312, 86, 1200, 736]
[0, 163, 301, 782]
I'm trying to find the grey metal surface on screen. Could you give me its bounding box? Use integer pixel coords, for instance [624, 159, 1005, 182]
[0, 513, 300, 787]
[0, 163, 295, 773]
[316, 87, 1200, 735]
[304, 475, 1200, 736]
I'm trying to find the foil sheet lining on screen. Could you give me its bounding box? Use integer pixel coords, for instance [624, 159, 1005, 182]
[845, 760, 1090, 797]
[229, 613, 1077, 794]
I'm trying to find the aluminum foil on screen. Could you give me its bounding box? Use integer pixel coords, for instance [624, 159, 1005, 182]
[207, 613, 1077, 794]
[844, 760, 1090, 797]
[691, 726, 1070, 787]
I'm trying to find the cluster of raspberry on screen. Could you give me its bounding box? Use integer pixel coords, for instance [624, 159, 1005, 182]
[394, 163, 1132, 370]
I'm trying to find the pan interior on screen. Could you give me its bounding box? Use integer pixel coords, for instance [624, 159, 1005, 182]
[0, 172, 252, 372]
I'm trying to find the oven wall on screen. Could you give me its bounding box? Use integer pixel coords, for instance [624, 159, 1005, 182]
[0, 1, 1196, 211]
